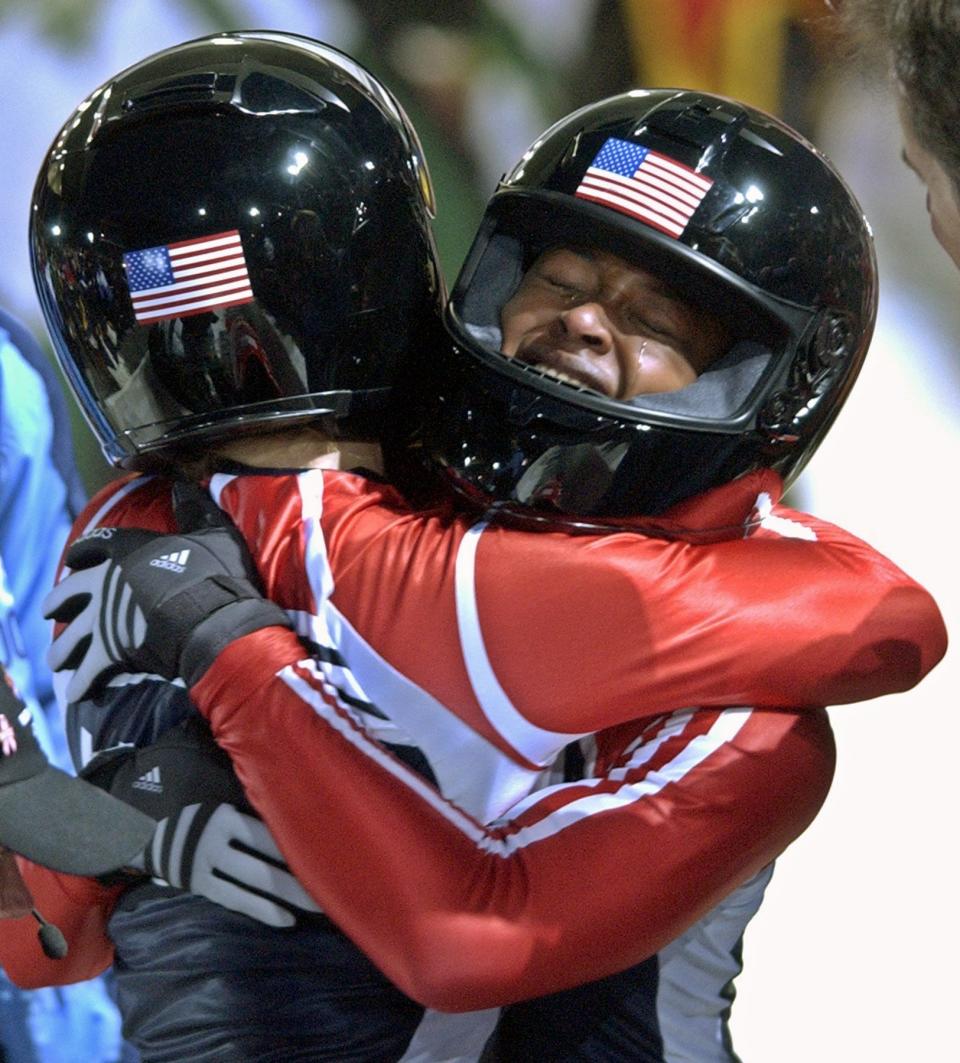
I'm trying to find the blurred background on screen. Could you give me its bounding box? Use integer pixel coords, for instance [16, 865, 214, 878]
[0, 1, 956, 1060]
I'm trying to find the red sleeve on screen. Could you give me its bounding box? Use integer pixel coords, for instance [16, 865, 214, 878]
[193, 627, 835, 1012]
[472, 517, 947, 732]
[0, 859, 121, 987]
[223, 472, 946, 758]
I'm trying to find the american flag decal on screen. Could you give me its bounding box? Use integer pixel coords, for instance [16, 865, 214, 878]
[122, 230, 254, 324]
[575, 138, 713, 238]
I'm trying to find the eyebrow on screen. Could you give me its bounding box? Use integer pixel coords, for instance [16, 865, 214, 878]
[647, 281, 686, 309]
[628, 276, 691, 323]
[559, 248, 677, 296]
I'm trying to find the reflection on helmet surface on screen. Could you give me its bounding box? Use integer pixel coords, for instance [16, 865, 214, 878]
[31, 31, 445, 467]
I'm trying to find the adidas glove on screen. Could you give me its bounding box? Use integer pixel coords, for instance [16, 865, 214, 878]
[82, 720, 322, 929]
[138, 801, 321, 928]
[43, 482, 292, 703]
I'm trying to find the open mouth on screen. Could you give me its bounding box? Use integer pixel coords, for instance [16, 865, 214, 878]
[536, 364, 590, 388]
[514, 346, 612, 397]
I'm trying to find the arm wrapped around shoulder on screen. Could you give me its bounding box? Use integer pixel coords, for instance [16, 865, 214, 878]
[43, 484, 293, 702]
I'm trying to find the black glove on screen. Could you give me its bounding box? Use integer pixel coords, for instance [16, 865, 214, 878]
[82, 719, 321, 928]
[43, 482, 292, 702]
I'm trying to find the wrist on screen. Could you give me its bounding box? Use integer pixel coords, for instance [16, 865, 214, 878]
[182, 602, 295, 688]
[190, 626, 307, 722]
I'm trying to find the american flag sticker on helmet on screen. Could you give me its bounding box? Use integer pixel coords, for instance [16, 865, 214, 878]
[122, 230, 254, 324]
[574, 138, 713, 238]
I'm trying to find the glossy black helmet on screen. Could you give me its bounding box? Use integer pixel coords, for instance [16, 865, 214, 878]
[395, 89, 877, 529]
[31, 31, 443, 468]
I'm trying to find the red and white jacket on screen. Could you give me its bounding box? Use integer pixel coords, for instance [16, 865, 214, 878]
[1, 465, 946, 1012]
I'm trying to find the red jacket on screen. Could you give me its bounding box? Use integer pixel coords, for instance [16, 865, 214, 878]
[1, 466, 945, 1009]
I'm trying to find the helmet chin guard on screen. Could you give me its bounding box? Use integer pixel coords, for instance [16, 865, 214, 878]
[31, 31, 445, 469]
[389, 89, 877, 528]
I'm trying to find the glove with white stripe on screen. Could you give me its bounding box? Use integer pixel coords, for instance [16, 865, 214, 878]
[83, 719, 321, 928]
[135, 802, 320, 929]
[43, 482, 292, 703]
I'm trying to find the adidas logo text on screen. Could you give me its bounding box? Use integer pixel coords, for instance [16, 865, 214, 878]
[149, 549, 191, 574]
[133, 766, 162, 794]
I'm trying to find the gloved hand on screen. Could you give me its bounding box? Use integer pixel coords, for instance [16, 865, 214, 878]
[43, 482, 292, 703]
[82, 719, 321, 929]
[138, 802, 321, 929]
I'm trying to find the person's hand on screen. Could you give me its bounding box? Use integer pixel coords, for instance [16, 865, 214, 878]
[43, 482, 292, 702]
[137, 801, 321, 928]
[83, 719, 322, 928]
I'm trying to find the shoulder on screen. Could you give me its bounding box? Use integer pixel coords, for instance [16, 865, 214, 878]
[214, 466, 430, 542]
[72, 474, 177, 540]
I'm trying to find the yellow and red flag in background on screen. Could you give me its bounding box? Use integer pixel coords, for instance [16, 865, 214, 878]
[619, 0, 825, 114]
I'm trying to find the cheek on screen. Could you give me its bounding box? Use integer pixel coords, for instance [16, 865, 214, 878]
[627, 343, 698, 396]
[500, 297, 541, 356]
[642, 348, 693, 395]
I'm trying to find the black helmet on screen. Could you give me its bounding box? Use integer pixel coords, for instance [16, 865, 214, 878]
[31, 31, 444, 468]
[394, 89, 877, 530]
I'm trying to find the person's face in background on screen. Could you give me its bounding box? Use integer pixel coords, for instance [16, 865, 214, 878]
[897, 89, 960, 270]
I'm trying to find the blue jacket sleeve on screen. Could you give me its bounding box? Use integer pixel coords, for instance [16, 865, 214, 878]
[0, 310, 85, 760]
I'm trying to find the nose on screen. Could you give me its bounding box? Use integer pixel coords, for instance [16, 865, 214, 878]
[559, 301, 612, 352]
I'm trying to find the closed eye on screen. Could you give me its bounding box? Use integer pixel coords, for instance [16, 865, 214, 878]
[542, 273, 586, 298]
[624, 308, 674, 338]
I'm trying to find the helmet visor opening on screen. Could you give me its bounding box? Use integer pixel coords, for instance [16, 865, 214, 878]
[448, 199, 806, 430]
